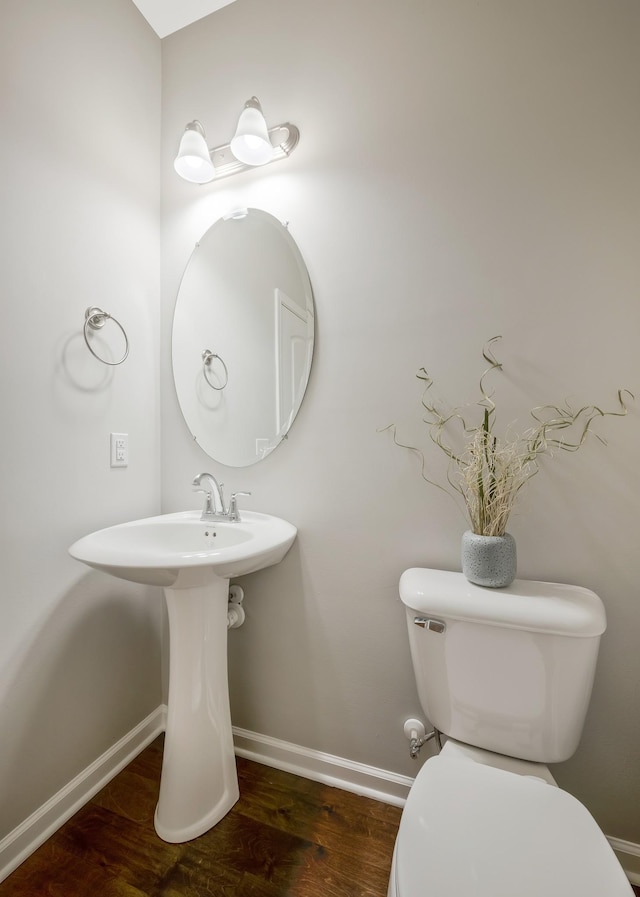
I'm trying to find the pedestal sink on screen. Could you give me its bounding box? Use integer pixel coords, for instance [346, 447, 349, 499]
[69, 509, 296, 842]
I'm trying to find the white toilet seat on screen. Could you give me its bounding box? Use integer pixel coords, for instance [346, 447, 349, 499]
[392, 754, 633, 897]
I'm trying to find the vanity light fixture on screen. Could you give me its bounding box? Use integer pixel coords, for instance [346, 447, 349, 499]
[174, 97, 299, 184]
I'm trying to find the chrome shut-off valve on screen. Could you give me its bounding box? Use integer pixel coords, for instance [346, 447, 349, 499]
[404, 718, 441, 758]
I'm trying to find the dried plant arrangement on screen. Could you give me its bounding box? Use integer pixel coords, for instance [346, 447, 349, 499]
[384, 337, 632, 537]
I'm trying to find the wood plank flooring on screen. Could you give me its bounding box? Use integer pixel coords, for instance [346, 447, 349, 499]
[0, 737, 401, 896]
[1, 737, 638, 896]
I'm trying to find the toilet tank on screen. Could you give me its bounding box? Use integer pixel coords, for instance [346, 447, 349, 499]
[400, 568, 606, 763]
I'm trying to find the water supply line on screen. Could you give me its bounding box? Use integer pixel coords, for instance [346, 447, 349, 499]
[404, 718, 442, 758]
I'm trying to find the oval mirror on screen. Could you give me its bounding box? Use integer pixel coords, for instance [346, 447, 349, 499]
[172, 209, 315, 467]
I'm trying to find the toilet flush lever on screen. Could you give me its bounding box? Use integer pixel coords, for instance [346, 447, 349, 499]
[414, 617, 446, 634]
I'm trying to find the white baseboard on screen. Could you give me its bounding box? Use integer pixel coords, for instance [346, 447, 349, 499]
[232, 725, 414, 807]
[2, 711, 638, 891]
[0, 705, 166, 885]
[608, 836, 640, 886]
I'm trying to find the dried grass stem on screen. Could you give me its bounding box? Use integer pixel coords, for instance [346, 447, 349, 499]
[384, 337, 631, 536]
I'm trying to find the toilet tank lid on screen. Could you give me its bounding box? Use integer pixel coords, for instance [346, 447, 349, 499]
[399, 568, 606, 637]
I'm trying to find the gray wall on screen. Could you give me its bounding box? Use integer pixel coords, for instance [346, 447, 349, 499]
[0, 0, 162, 841]
[161, 0, 640, 844]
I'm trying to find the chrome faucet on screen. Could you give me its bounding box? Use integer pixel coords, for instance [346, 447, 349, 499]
[192, 473, 251, 522]
[192, 472, 227, 521]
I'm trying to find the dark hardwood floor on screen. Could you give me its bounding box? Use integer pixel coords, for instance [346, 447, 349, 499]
[2, 737, 638, 896]
[0, 737, 401, 896]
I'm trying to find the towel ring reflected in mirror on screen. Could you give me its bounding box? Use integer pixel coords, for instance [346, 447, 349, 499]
[202, 349, 229, 390]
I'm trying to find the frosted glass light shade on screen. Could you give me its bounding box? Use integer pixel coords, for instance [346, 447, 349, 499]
[174, 122, 215, 184]
[230, 99, 274, 166]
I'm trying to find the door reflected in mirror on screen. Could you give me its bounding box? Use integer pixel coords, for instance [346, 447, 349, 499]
[172, 209, 315, 467]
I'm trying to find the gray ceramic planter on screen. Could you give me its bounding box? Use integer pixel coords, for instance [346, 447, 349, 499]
[461, 530, 517, 588]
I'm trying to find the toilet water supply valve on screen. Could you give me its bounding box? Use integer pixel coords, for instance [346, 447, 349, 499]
[404, 718, 439, 758]
[227, 584, 245, 629]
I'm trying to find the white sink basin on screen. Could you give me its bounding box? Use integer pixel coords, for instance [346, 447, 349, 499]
[69, 509, 297, 588]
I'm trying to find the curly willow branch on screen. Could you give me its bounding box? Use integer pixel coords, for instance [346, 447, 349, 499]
[382, 340, 633, 536]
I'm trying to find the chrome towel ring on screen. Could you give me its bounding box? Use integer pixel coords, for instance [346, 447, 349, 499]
[202, 349, 229, 390]
[83, 306, 129, 366]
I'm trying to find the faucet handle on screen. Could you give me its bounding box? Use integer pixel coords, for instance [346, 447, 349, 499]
[228, 491, 251, 522]
[193, 486, 215, 515]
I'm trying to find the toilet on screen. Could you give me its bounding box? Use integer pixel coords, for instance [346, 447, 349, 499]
[389, 567, 634, 896]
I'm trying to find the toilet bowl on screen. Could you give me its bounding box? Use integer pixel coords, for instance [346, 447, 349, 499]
[390, 567, 634, 896]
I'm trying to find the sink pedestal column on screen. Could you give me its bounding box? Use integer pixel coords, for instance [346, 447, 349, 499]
[155, 578, 239, 842]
